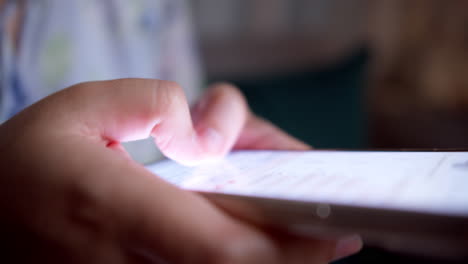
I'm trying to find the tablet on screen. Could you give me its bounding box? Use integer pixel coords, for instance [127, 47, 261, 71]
[145, 150, 468, 259]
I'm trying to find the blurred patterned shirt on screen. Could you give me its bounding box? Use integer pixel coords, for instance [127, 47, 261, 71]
[0, 0, 203, 163]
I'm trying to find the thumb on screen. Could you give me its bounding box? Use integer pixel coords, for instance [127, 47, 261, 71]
[38, 79, 247, 165]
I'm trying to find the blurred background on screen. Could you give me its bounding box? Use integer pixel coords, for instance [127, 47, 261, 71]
[192, 0, 369, 149]
[190, 0, 468, 150]
[190, 0, 468, 263]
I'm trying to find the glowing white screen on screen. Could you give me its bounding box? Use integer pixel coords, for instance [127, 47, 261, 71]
[146, 151, 468, 216]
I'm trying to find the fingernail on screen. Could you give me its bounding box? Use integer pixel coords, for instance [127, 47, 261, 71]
[333, 235, 363, 260]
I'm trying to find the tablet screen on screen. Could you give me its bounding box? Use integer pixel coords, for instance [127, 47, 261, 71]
[145, 151, 468, 217]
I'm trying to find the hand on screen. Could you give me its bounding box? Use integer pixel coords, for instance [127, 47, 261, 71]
[0, 79, 361, 263]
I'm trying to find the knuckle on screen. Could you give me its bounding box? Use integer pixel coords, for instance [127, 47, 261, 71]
[210, 82, 238, 91]
[210, 83, 240, 101]
[155, 80, 186, 112]
[132, 79, 185, 123]
[161, 80, 185, 99]
[210, 82, 248, 110]
[211, 82, 242, 97]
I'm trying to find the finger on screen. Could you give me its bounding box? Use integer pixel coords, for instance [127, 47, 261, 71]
[234, 114, 311, 150]
[332, 235, 363, 261]
[40, 78, 245, 165]
[191, 83, 248, 159]
[275, 236, 336, 264]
